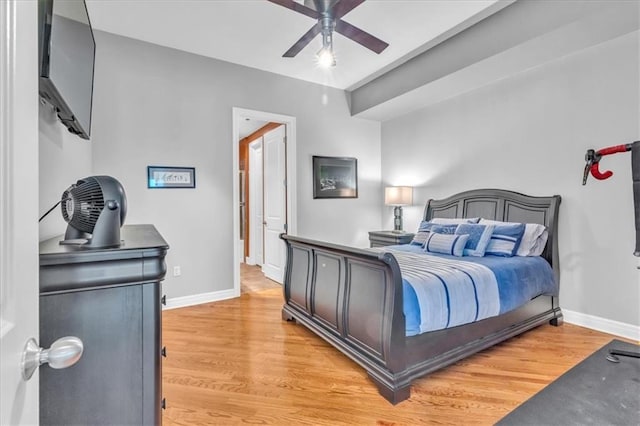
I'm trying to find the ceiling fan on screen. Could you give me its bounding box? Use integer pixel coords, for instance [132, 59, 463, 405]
[267, 0, 389, 67]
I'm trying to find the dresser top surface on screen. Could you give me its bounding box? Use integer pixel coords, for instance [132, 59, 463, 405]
[40, 224, 169, 258]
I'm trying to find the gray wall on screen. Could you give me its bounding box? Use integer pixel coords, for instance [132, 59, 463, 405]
[90, 31, 381, 299]
[381, 32, 639, 326]
[38, 23, 636, 328]
[39, 103, 93, 241]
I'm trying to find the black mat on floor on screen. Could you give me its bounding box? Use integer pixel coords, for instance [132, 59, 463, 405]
[497, 339, 640, 425]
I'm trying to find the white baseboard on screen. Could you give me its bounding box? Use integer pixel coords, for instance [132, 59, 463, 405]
[164, 288, 239, 310]
[563, 309, 640, 341]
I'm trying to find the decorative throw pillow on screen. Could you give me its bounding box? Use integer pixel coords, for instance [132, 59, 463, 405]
[410, 221, 434, 246]
[480, 219, 548, 256]
[424, 233, 469, 257]
[410, 218, 480, 247]
[431, 217, 480, 225]
[410, 233, 430, 247]
[484, 223, 526, 257]
[455, 223, 495, 257]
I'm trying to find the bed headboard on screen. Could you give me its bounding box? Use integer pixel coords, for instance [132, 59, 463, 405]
[424, 188, 561, 281]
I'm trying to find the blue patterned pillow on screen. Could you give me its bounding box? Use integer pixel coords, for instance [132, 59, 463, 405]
[424, 233, 469, 257]
[455, 223, 495, 257]
[417, 221, 433, 232]
[430, 224, 458, 235]
[410, 222, 458, 245]
[485, 223, 525, 257]
[431, 217, 480, 225]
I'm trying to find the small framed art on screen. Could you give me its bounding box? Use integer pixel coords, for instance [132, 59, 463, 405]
[147, 166, 196, 189]
[312, 156, 358, 199]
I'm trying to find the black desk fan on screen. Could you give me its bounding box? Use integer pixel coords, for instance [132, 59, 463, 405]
[59, 176, 127, 248]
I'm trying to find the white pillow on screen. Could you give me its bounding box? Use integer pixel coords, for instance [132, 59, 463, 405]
[424, 232, 469, 257]
[479, 219, 548, 256]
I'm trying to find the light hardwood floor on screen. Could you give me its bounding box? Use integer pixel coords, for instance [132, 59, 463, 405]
[240, 263, 280, 293]
[163, 271, 625, 425]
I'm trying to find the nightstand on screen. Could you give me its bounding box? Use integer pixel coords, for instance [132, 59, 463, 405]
[368, 230, 415, 248]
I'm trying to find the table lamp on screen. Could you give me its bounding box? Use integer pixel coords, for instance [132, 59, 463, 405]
[385, 186, 413, 232]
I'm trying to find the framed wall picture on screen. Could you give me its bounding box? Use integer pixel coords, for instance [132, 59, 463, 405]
[147, 166, 196, 188]
[312, 156, 358, 199]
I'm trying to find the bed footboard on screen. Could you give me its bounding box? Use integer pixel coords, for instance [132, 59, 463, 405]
[281, 234, 409, 402]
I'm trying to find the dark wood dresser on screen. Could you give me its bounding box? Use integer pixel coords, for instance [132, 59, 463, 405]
[39, 224, 169, 426]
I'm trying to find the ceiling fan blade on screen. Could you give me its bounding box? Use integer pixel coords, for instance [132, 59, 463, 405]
[267, 0, 319, 19]
[283, 24, 322, 57]
[334, 20, 388, 54]
[331, 0, 365, 19]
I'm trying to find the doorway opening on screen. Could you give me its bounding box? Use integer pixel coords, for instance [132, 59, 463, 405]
[232, 108, 297, 296]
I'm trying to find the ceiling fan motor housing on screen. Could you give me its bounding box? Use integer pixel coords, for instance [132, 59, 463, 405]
[307, 0, 338, 11]
[61, 176, 127, 248]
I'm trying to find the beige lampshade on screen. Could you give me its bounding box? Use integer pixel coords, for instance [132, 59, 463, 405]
[384, 186, 413, 206]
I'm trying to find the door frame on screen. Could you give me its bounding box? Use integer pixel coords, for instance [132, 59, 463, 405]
[247, 137, 263, 266]
[232, 108, 296, 295]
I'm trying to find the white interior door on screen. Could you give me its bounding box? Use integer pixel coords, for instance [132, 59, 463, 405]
[248, 138, 263, 266]
[262, 125, 286, 283]
[232, 108, 296, 296]
[0, 0, 40, 424]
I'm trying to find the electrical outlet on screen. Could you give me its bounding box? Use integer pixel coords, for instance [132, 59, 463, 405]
[173, 266, 181, 277]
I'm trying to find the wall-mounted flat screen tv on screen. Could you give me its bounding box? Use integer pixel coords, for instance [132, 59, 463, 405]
[38, 0, 95, 140]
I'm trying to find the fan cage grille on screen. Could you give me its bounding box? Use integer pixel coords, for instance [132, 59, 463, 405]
[62, 178, 105, 233]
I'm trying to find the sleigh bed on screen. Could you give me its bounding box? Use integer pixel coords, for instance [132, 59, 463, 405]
[280, 189, 562, 404]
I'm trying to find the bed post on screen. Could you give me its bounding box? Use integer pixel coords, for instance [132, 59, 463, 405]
[546, 195, 563, 326]
[282, 310, 295, 322]
[367, 373, 411, 405]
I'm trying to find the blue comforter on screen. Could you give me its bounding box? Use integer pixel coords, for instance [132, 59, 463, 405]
[376, 245, 557, 336]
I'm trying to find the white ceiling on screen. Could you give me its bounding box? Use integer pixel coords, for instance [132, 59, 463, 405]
[239, 118, 268, 139]
[85, 0, 501, 90]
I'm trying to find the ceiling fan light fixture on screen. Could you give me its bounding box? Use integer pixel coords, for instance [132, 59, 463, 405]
[317, 28, 336, 68]
[317, 45, 336, 68]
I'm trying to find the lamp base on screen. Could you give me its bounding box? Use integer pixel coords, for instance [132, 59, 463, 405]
[393, 206, 403, 232]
